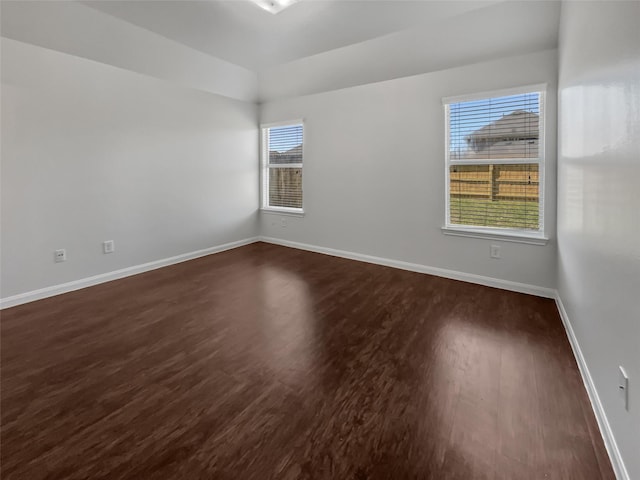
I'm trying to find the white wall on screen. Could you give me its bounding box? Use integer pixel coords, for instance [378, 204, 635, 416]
[1, 38, 258, 299]
[260, 49, 558, 290]
[557, 2, 640, 478]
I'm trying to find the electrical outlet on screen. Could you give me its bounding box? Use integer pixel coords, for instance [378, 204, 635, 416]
[619, 366, 629, 411]
[281, 217, 287, 228]
[54, 249, 67, 263]
[490, 245, 501, 259]
[103, 240, 115, 254]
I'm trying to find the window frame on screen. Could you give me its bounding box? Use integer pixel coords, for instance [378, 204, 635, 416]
[442, 84, 548, 245]
[260, 120, 305, 215]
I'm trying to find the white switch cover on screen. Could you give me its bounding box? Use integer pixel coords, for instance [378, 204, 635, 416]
[490, 245, 501, 259]
[54, 249, 66, 263]
[103, 240, 115, 254]
[619, 366, 629, 411]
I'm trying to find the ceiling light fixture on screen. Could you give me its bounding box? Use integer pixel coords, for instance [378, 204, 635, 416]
[249, 0, 299, 15]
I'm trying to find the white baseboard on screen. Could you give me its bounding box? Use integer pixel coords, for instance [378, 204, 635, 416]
[1, 236, 555, 310]
[555, 293, 629, 480]
[258, 236, 555, 298]
[0, 237, 259, 310]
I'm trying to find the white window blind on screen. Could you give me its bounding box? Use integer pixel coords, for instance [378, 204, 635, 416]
[445, 88, 544, 233]
[261, 123, 303, 211]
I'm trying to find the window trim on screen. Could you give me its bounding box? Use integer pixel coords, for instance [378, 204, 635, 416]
[443, 84, 547, 244]
[260, 120, 305, 215]
[441, 226, 548, 245]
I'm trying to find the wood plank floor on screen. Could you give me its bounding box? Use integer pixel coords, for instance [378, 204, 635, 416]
[1, 242, 614, 479]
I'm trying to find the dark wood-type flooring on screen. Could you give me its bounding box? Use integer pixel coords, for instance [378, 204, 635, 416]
[1, 242, 614, 479]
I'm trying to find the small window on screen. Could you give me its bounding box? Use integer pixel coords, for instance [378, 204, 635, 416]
[443, 86, 545, 239]
[261, 122, 304, 213]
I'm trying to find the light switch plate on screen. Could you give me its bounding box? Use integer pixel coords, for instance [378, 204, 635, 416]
[103, 240, 115, 254]
[54, 249, 66, 263]
[619, 366, 629, 411]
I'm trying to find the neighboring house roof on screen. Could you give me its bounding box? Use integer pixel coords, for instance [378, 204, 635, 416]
[457, 110, 539, 159]
[269, 144, 303, 164]
[467, 110, 539, 146]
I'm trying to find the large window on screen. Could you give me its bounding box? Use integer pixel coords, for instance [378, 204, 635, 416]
[261, 122, 304, 213]
[443, 86, 546, 241]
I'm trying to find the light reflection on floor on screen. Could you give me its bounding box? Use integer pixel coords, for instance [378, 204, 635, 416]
[257, 265, 316, 389]
[433, 314, 508, 477]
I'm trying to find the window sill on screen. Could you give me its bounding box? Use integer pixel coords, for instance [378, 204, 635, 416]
[441, 226, 548, 245]
[260, 207, 305, 217]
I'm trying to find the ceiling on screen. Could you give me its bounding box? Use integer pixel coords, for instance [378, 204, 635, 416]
[83, 0, 506, 71]
[2, 0, 561, 101]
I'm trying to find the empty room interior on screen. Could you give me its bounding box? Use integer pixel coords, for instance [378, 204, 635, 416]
[1, 0, 638, 478]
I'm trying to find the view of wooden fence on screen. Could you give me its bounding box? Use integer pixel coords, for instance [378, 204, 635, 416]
[449, 164, 539, 201]
[267, 161, 538, 208]
[268, 168, 303, 208]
